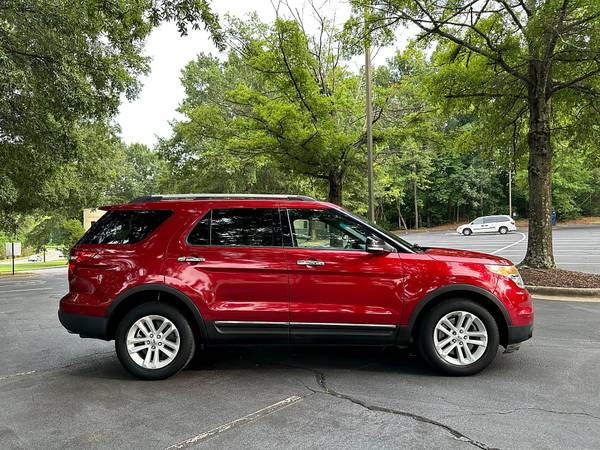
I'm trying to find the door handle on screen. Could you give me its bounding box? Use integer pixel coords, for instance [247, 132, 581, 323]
[297, 259, 325, 267]
[177, 256, 206, 263]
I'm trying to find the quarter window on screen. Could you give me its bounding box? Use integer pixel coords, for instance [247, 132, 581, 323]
[79, 210, 172, 245]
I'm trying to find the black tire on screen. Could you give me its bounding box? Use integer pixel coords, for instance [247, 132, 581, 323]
[499, 226, 508, 235]
[462, 228, 472, 236]
[417, 299, 499, 376]
[115, 302, 195, 380]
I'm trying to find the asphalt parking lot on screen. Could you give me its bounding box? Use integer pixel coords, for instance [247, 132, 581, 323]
[1, 270, 599, 449]
[401, 224, 600, 274]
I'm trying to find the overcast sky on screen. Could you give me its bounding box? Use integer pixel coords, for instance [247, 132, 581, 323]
[116, 1, 412, 147]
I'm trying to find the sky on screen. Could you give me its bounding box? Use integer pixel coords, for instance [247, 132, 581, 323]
[116, 1, 413, 148]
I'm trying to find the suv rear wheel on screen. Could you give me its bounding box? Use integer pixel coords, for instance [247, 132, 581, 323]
[417, 299, 499, 375]
[115, 302, 195, 380]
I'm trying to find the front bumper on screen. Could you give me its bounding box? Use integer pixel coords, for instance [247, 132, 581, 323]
[506, 323, 533, 345]
[58, 310, 109, 340]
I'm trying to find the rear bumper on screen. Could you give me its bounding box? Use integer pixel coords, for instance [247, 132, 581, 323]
[506, 324, 533, 345]
[58, 310, 109, 340]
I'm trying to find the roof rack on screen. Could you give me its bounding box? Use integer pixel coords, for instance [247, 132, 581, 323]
[130, 194, 316, 203]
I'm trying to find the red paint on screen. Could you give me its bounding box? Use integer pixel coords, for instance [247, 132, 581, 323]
[60, 198, 533, 341]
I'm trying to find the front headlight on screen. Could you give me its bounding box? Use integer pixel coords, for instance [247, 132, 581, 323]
[486, 264, 525, 288]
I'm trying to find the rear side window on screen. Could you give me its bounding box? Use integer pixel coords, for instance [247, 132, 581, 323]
[187, 208, 281, 247]
[80, 210, 172, 245]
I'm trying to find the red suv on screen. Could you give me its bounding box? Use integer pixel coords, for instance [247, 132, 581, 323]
[59, 194, 533, 379]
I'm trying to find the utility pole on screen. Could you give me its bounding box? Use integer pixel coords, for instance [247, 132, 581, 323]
[364, 2, 375, 222]
[508, 168, 512, 217]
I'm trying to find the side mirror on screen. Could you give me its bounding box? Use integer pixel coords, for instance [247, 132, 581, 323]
[366, 236, 394, 253]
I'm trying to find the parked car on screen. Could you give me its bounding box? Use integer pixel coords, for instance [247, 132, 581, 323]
[59, 194, 533, 380]
[28, 255, 42, 262]
[457, 215, 516, 236]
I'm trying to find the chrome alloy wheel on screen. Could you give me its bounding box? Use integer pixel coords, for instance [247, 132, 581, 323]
[433, 311, 488, 366]
[126, 315, 180, 369]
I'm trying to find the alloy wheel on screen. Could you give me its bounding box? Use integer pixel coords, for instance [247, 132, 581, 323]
[433, 310, 488, 366]
[126, 315, 180, 369]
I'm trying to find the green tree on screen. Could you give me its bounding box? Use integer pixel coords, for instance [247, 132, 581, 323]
[166, 13, 396, 205]
[359, 0, 600, 268]
[0, 0, 222, 216]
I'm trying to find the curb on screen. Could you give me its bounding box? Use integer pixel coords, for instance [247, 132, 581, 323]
[527, 285, 600, 302]
[526, 285, 600, 297]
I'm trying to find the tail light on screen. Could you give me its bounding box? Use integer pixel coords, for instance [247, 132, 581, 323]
[510, 219, 515, 225]
[68, 249, 97, 278]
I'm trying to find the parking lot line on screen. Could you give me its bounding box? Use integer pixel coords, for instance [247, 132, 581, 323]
[0, 287, 53, 294]
[164, 395, 303, 449]
[489, 232, 526, 255]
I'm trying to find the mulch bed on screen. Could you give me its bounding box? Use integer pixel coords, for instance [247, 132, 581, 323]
[520, 267, 600, 288]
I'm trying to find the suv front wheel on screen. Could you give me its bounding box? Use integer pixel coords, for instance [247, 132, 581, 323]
[115, 302, 195, 380]
[417, 299, 499, 375]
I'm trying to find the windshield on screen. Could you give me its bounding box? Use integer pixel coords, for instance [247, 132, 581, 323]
[341, 210, 419, 252]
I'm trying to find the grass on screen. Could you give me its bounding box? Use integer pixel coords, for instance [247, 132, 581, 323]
[0, 259, 67, 273]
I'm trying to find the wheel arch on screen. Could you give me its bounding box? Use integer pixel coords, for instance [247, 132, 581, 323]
[405, 284, 511, 347]
[105, 284, 207, 344]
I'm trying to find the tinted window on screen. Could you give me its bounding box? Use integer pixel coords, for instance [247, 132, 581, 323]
[80, 210, 172, 245]
[472, 217, 484, 225]
[287, 209, 368, 251]
[483, 217, 497, 224]
[188, 208, 280, 247]
[187, 212, 210, 245]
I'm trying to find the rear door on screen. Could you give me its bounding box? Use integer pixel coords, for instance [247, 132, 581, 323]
[164, 207, 289, 343]
[482, 216, 499, 233]
[282, 208, 405, 344]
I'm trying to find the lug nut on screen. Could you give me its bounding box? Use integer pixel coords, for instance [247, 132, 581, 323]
[146, 340, 150, 344]
[157, 335, 161, 339]
[452, 331, 456, 335]
[158, 342, 162, 346]
[151, 345, 155, 349]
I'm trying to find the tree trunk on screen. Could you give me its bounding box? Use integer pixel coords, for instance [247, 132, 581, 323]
[522, 88, 555, 268]
[327, 173, 343, 205]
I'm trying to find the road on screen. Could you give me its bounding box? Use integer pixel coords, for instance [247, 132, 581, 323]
[1, 270, 599, 449]
[400, 224, 600, 273]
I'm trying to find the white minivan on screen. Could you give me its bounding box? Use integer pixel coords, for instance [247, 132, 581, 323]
[457, 215, 516, 236]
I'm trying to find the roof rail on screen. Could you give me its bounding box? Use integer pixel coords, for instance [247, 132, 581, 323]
[129, 193, 316, 203]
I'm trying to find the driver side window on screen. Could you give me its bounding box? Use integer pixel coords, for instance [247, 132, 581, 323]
[287, 209, 368, 251]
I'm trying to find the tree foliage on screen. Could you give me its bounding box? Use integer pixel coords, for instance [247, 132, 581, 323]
[355, 0, 600, 268]
[164, 13, 398, 204]
[0, 0, 222, 216]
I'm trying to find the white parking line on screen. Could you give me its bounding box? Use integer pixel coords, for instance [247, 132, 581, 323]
[0, 287, 53, 294]
[164, 395, 303, 449]
[0, 370, 36, 381]
[491, 232, 527, 255]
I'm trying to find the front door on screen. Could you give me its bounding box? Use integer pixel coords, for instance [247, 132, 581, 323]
[471, 217, 485, 233]
[283, 208, 406, 344]
[164, 207, 289, 343]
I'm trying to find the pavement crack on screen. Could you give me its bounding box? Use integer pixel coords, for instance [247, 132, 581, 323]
[451, 407, 600, 421]
[272, 361, 494, 450]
